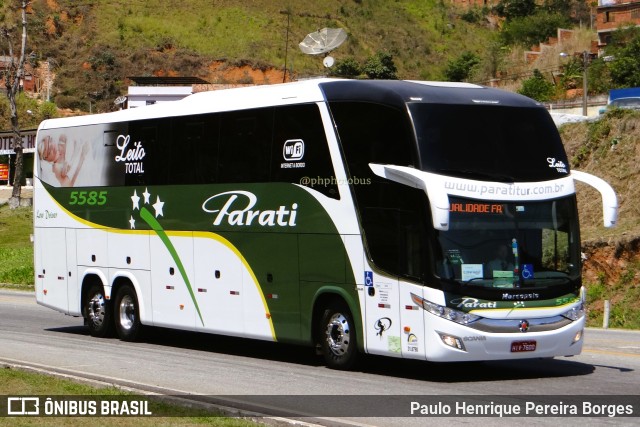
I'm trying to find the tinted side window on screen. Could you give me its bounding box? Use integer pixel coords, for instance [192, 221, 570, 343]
[330, 101, 430, 282]
[330, 102, 416, 178]
[171, 114, 219, 185]
[126, 119, 163, 186]
[272, 104, 338, 199]
[218, 108, 273, 183]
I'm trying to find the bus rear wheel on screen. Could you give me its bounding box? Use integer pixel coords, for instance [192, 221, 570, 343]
[114, 284, 143, 342]
[319, 301, 358, 370]
[84, 284, 114, 338]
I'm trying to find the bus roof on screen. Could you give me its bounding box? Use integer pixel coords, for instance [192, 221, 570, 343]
[320, 79, 542, 109]
[38, 79, 542, 130]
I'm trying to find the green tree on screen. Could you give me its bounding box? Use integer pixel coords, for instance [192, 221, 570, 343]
[559, 56, 583, 90]
[501, 11, 570, 47]
[585, 58, 612, 95]
[363, 52, 397, 80]
[605, 27, 640, 88]
[39, 101, 59, 121]
[518, 69, 555, 102]
[495, 0, 537, 20]
[443, 52, 480, 82]
[330, 57, 362, 78]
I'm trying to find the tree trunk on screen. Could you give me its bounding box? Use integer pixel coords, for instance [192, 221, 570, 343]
[8, 81, 22, 203]
[5, 0, 29, 207]
[11, 145, 23, 198]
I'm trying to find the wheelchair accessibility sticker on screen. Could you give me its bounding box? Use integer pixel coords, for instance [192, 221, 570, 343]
[522, 264, 534, 279]
[365, 271, 373, 286]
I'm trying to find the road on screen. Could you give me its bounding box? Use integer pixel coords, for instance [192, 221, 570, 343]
[0, 290, 638, 426]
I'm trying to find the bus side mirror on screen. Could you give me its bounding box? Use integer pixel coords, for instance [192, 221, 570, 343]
[369, 163, 450, 231]
[571, 170, 618, 228]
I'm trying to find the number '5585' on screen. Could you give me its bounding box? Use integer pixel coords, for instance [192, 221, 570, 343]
[69, 191, 107, 206]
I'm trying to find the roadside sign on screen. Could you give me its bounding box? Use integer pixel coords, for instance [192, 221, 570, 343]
[0, 164, 8, 181]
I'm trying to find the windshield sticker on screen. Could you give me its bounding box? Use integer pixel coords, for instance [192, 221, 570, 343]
[461, 264, 483, 282]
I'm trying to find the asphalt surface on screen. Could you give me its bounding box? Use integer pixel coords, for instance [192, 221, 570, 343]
[0, 290, 638, 426]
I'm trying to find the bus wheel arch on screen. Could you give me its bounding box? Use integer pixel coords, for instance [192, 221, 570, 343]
[313, 294, 359, 370]
[81, 275, 114, 338]
[112, 279, 143, 342]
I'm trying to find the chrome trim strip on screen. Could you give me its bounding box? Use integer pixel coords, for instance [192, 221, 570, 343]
[467, 315, 573, 333]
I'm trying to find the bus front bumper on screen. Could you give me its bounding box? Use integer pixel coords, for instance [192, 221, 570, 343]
[423, 313, 585, 362]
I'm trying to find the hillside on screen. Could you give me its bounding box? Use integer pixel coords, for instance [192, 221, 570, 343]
[559, 109, 640, 328]
[29, 0, 495, 111]
[6, 1, 639, 328]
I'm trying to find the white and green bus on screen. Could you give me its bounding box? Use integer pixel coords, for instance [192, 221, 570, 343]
[34, 79, 617, 369]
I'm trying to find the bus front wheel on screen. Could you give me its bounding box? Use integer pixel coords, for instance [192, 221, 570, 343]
[319, 301, 358, 370]
[84, 284, 114, 338]
[114, 284, 143, 342]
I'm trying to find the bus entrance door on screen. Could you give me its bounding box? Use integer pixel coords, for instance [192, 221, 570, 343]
[364, 272, 401, 357]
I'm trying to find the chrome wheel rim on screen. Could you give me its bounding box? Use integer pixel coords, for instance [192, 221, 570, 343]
[325, 313, 351, 356]
[119, 295, 135, 331]
[88, 293, 105, 327]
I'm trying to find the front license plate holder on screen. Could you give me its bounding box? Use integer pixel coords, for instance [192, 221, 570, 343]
[510, 340, 537, 352]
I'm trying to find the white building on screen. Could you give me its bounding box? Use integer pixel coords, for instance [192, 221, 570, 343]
[126, 77, 210, 108]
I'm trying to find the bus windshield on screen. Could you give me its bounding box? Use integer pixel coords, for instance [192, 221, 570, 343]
[435, 196, 581, 289]
[409, 103, 569, 182]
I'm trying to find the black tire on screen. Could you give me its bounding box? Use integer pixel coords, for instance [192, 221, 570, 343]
[84, 283, 114, 338]
[318, 301, 358, 370]
[114, 284, 143, 342]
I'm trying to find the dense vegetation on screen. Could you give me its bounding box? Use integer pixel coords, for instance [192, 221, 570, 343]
[2, 1, 640, 328]
[2, 0, 634, 115]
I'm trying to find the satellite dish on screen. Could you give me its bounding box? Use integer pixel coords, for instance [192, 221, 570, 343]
[299, 28, 347, 55]
[114, 95, 127, 105]
[323, 56, 335, 68]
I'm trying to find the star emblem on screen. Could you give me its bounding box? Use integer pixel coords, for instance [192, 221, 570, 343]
[131, 190, 140, 210]
[143, 187, 151, 204]
[153, 195, 164, 218]
[129, 215, 136, 229]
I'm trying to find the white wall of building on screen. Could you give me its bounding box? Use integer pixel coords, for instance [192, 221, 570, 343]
[127, 86, 193, 108]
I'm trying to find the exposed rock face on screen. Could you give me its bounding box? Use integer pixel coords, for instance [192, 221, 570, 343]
[582, 237, 640, 285]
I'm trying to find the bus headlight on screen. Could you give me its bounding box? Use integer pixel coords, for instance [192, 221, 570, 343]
[411, 293, 480, 325]
[438, 333, 466, 351]
[561, 302, 585, 321]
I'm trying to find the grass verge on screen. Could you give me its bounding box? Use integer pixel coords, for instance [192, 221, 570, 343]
[0, 205, 34, 287]
[0, 366, 258, 426]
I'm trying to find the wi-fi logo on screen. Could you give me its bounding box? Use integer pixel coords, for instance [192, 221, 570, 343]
[283, 139, 305, 161]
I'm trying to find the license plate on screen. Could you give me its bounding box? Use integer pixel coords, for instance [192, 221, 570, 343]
[510, 340, 536, 352]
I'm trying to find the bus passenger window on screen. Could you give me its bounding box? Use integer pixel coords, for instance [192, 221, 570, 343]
[218, 109, 273, 183]
[125, 121, 160, 186]
[272, 104, 338, 199]
[170, 115, 219, 185]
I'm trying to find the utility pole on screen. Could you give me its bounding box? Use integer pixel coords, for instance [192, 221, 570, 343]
[281, 9, 291, 83]
[582, 50, 589, 117]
